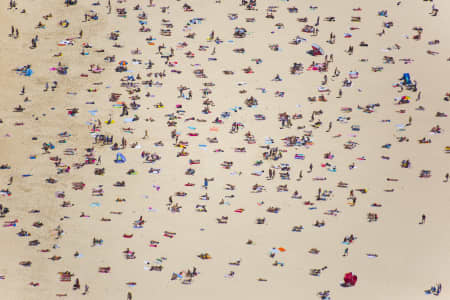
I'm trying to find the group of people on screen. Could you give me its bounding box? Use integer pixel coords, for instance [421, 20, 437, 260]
[1, 0, 448, 299]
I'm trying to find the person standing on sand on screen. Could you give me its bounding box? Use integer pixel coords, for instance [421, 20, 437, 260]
[297, 170, 303, 181]
[343, 248, 349, 257]
[420, 214, 426, 225]
[407, 116, 412, 126]
[82, 284, 89, 295]
[31, 37, 37, 49]
[430, 4, 439, 16]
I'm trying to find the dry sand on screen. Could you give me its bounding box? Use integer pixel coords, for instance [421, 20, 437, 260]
[0, 0, 449, 299]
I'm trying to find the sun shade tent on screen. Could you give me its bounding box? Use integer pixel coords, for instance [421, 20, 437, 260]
[402, 73, 411, 85]
[115, 152, 126, 163]
[311, 44, 324, 56]
[344, 272, 358, 286]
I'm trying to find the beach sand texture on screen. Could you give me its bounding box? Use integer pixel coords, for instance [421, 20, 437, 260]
[0, 0, 449, 299]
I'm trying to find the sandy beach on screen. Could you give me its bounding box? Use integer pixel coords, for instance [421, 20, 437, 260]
[0, 0, 449, 299]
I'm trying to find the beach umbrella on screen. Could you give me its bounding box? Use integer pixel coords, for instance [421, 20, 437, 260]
[311, 43, 324, 56]
[118, 60, 128, 66]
